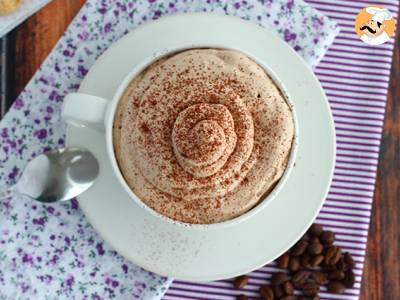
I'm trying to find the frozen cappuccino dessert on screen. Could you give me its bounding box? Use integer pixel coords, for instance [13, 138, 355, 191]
[113, 49, 294, 224]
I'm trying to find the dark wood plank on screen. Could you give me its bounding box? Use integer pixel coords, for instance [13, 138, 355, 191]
[359, 20, 400, 300]
[14, 0, 85, 95]
[11, 2, 400, 299]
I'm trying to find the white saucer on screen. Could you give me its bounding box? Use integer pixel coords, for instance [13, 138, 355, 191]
[66, 14, 335, 281]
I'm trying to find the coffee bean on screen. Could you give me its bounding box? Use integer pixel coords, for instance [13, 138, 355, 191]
[310, 254, 324, 267]
[328, 270, 345, 280]
[283, 281, 294, 295]
[320, 231, 335, 245]
[300, 297, 320, 300]
[277, 252, 290, 269]
[344, 269, 356, 288]
[328, 281, 346, 294]
[233, 275, 249, 289]
[271, 272, 290, 285]
[237, 294, 248, 300]
[322, 262, 338, 271]
[325, 246, 342, 265]
[301, 282, 319, 296]
[280, 296, 299, 300]
[289, 257, 301, 272]
[308, 243, 324, 256]
[260, 285, 274, 300]
[311, 272, 327, 285]
[336, 256, 346, 271]
[291, 240, 309, 257]
[308, 224, 323, 237]
[305, 296, 320, 300]
[292, 271, 310, 287]
[344, 252, 356, 269]
[301, 234, 311, 242]
[300, 254, 311, 268]
[273, 284, 284, 298]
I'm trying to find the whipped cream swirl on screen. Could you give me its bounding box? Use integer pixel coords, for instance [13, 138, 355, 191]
[113, 49, 294, 224]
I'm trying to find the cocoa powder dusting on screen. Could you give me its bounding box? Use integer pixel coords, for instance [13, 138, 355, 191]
[113, 49, 294, 224]
[140, 123, 150, 134]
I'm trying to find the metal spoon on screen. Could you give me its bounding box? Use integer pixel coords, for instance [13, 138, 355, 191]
[0, 147, 99, 203]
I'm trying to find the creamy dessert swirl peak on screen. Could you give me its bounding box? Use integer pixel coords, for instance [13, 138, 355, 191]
[113, 49, 294, 224]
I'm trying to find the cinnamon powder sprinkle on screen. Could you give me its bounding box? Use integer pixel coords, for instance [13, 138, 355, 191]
[113, 49, 294, 224]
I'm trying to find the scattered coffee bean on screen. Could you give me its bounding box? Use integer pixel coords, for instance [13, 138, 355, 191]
[277, 252, 290, 269]
[300, 297, 320, 300]
[271, 272, 290, 285]
[328, 270, 345, 280]
[283, 281, 294, 295]
[234, 275, 249, 289]
[290, 240, 309, 257]
[259, 285, 274, 300]
[281, 296, 299, 300]
[308, 243, 324, 256]
[310, 254, 324, 267]
[308, 224, 323, 237]
[344, 252, 356, 269]
[336, 256, 346, 271]
[310, 272, 327, 285]
[301, 296, 320, 300]
[292, 271, 310, 287]
[267, 226, 352, 300]
[300, 254, 311, 268]
[289, 257, 301, 272]
[237, 294, 248, 300]
[301, 282, 319, 296]
[328, 281, 346, 294]
[343, 269, 355, 288]
[322, 262, 338, 271]
[301, 234, 311, 242]
[325, 246, 342, 265]
[320, 231, 335, 245]
[273, 284, 284, 298]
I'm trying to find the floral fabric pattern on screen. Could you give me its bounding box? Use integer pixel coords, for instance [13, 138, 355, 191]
[0, 1, 338, 299]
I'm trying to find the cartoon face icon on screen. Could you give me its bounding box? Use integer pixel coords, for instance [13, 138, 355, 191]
[356, 6, 394, 46]
[360, 19, 386, 37]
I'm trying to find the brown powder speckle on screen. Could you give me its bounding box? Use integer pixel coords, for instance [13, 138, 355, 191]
[113, 48, 294, 224]
[140, 123, 150, 134]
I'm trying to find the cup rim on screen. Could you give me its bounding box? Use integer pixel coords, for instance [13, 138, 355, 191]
[104, 44, 299, 230]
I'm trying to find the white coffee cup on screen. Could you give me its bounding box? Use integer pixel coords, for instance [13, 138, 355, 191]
[62, 45, 298, 228]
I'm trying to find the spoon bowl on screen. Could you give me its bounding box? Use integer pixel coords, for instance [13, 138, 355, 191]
[14, 147, 99, 203]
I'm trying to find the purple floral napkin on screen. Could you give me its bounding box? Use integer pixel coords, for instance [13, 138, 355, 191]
[0, 0, 338, 299]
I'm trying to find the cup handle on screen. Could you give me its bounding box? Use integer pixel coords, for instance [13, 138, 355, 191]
[62, 93, 109, 130]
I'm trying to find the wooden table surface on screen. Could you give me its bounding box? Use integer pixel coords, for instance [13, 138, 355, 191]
[9, 1, 400, 299]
